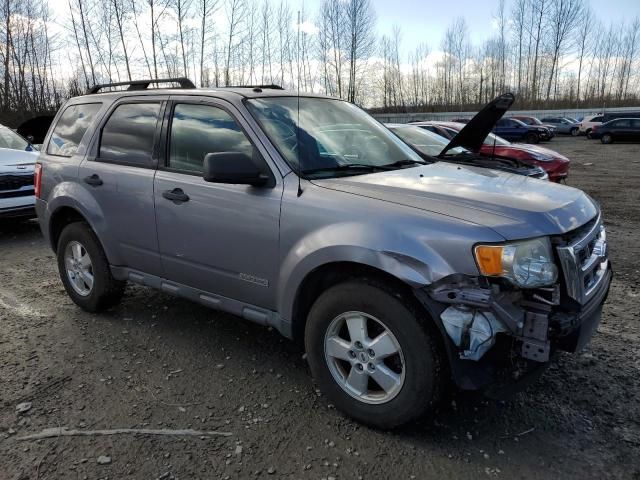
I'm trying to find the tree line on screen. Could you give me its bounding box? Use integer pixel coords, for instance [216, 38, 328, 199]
[1, 0, 639, 125]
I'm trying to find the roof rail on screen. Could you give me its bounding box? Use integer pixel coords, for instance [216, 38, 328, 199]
[86, 77, 196, 94]
[223, 84, 284, 91]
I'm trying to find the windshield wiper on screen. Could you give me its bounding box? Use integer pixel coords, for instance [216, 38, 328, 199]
[302, 163, 394, 175]
[382, 159, 428, 168]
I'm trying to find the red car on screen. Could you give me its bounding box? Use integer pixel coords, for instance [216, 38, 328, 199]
[411, 121, 570, 182]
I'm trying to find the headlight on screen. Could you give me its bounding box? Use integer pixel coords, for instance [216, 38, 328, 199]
[537, 128, 547, 133]
[474, 238, 558, 288]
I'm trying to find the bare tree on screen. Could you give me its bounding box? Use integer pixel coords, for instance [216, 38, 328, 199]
[344, 0, 376, 103]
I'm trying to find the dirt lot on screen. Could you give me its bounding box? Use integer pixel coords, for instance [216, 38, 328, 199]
[1, 136, 639, 480]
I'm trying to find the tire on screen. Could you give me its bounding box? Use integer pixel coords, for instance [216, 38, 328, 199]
[304, 280, 444, 429]
[57, 222, 125, 312]
[525, 132, 540, 144]
[601, 133, 613, 144]
[586, 129, 592, 139]
[570, 127, 579, 136]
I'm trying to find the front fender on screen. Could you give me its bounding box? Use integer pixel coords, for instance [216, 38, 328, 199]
[277, 222, 455, 322]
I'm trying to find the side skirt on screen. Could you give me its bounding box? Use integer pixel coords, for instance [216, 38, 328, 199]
[110, 266, 293, 339]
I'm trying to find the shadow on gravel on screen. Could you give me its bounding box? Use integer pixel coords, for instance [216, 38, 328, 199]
[0, 218, 41, 244]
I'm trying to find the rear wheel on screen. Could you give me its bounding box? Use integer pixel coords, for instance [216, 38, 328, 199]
[304, 280, 444, 429]
[570, 127, 579, 136]
[525, 132, 540, 144]
[57, 222, 125, 312]
[601, 133, 613, 144]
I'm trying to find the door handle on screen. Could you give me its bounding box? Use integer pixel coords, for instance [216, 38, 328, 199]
[84, 174, 103, 186]
[162, 188, 190, 203]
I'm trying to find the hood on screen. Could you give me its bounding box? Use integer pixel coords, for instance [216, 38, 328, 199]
[440, 93, 514, 156]
[500, 143, 568, 161]
[0, 147, 38, 170]
[312, 162, 597, 240]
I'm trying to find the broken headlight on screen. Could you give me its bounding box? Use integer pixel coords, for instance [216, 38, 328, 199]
[474, 237, 558, 288]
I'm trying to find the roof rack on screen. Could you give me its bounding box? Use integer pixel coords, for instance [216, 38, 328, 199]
[86, 77, 196, 95]
[223, 84, 284, 91]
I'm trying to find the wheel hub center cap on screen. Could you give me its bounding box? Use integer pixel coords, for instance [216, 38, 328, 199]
[358, 351, 369, 362]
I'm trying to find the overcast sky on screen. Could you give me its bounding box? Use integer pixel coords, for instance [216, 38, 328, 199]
[46, 0, 640, 60]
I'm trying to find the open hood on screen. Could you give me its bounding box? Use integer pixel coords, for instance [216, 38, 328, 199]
[439, 92, 514, 156]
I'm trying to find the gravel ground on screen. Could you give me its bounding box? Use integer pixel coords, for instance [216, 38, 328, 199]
[1, 136, 639, 480]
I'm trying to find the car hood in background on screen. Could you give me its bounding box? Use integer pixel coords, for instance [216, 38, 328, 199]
[313, 162, 596, 239]
[490, 143, 568, 160]
[440, 93, 515, 156]
[0, 147, 38, 170]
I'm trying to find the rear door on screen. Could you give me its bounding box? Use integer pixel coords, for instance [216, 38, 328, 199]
[632, 120, 640, 141]
[79, 98, 164, 276]
[153, 97, 282, 309]
[493, 119, 520, 140]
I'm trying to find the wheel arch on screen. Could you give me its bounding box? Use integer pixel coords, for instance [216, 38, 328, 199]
[290, 261, 432, 345]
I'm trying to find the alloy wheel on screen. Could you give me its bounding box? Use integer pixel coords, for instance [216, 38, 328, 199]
[324, 311, 405, 404]
[64, 241, 94, 296]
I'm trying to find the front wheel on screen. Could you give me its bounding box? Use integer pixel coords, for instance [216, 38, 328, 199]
[304, 280, 444, 429]
[586, 129, 592, 139]
[601, 133, 613, 144]
[525, 132, 540, 144]
[57, 222, 125, 312]
[570, 127, 579, 136]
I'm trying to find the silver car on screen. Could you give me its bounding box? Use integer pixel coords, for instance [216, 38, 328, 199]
[0, 124, 39, 219]
[36, 82, 612, 428]
[540, 117, 580, 136]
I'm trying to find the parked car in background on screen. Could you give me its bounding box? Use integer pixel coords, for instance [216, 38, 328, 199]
[412, 121, 570, 182]
[0, 124, 39, 219]
[579, 114, 605, 137]
[493, 117, 552, 143]
[387, 123, 548, 180]
[589, 118, 640, 144]
[540, 117, 580, 136]
[36, 84, 610, 428]
[601, 111, 640, 123]
[449, 118, 470, 124]
[511, 116, 556, 138]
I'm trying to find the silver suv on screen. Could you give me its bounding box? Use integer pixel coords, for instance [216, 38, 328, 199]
[36, 80, 611, 428]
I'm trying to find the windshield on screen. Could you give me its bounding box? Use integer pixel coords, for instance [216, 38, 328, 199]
[0, 125, 29, 150]
[482, 132, 511, 146]
[389, 125, 467, 156]
[246, 97, 422, 177]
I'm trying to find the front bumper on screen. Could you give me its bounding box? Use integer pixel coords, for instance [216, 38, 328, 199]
[417, 260, 612, 393]
[0, 194, 36, 219]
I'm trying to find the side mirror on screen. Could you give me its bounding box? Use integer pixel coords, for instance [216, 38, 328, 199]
[26, 135, 34, 144]
[203, 151, 271, 187]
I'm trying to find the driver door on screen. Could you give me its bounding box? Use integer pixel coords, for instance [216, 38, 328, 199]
[153, 98, 283, 309]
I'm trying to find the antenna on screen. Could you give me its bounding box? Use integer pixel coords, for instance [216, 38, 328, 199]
[296, 10, 303, 197]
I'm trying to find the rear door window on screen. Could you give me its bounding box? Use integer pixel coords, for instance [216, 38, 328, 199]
[612, 119, 631, 128]
[99, 102, 161, 167]
[168, 103, 253, 174]
[47, 103, 102, 157]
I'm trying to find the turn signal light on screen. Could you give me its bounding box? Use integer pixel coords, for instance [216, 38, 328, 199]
[474, 245, 504, 276]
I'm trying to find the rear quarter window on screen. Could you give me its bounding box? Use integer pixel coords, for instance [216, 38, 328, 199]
[47, 103, 102, 157]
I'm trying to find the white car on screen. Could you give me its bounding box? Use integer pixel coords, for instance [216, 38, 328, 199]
[0, 124, 39, 219]
[578, 114, 605, 137]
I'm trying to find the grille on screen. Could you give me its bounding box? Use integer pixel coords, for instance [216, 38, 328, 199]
[0, 173, 33, 192]
[556, 214, 608, 305]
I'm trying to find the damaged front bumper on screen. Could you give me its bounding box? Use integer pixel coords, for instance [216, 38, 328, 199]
[414, 263, 612, 394]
